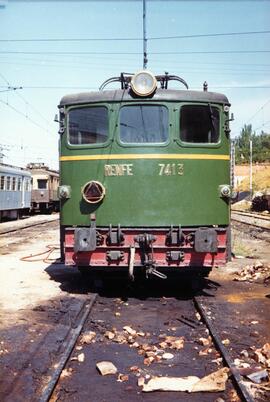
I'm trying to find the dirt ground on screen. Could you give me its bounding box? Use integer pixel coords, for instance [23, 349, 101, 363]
[0, 217, 269, 401]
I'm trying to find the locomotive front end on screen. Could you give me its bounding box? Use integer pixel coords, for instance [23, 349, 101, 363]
[58, 71, 232, 279]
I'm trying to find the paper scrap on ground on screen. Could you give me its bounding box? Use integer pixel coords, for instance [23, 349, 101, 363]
[191, 367, 230, 392]
[142, 367, 230, 393]
[142, 376, 200, 392]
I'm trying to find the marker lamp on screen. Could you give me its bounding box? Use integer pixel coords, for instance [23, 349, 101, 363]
[58, 185, 71, 199]
[130, 70, 157, 96]
[82, 180, 105, 204]
[219, 185, 231, 198]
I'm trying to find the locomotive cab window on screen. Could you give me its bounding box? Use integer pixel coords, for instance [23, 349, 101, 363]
[68, 106, 108, 145]
[120, 105, 168, 143]
[180, 105, 220, 143]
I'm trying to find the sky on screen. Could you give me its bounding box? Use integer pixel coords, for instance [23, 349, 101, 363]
[0, 0, 269, 170]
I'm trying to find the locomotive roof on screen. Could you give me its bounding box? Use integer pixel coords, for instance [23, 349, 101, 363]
[59, 88, 229, 107]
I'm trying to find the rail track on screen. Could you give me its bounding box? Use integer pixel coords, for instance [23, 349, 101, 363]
[231, 210, 270, 244]
[0, 214, 59, 235]
[2, 273, 268, 402]
[1, 214, 268, 401]
[40, 295, 97, 402]
[231, 211, 270, 231]
[10, 283, 254, 402]
[0, 216, 59, 253]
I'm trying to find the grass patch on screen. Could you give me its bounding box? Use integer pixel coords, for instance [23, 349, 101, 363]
[232, 238, 252, 257]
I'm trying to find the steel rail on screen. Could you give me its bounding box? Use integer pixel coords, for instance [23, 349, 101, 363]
[194, 296, 255, 402]
[0, 217, 58, 235]
[231, 216, 270, 231]
[232, 224, 270, 244]
[39, 294, 97, 402]
[232, 210, 270, 221]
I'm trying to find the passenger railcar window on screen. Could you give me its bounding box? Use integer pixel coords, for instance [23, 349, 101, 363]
[120, 105, 168, 143]
[12, 177, 16, 191]
[0, 176, 5, 190]
[6, 176, 11, 190]
[18, 178, 22, 191]
[25, 179, 31, 192]
[38, 179, 47, 189]
[69, 107, 108, 145]
[180, 105, 219, 143]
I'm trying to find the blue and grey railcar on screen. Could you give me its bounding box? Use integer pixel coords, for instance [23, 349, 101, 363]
[0, 164, 31, 221]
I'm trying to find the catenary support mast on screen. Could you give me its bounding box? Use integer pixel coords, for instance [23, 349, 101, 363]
[143, 0, 148, 69]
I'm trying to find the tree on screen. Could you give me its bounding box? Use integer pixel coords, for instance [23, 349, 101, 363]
[234, 125, 270, 164]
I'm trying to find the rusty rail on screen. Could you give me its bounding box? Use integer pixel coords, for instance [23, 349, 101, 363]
[231, 212, 270, 231]
[194, 296, 255, 402]
[39, 294, 97, 402]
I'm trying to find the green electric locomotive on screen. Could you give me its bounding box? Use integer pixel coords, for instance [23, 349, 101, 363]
[58, 71, 232, 279]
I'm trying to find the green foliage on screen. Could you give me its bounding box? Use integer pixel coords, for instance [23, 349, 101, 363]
[234, 124, 270, 164]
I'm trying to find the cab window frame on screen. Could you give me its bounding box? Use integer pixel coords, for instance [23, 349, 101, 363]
[176, 103, 222, 148]
[117, 103, 170, 148]
[66, 104, 111, 149]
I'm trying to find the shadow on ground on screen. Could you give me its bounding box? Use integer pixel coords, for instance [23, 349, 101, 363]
[45, 263, 221, 300]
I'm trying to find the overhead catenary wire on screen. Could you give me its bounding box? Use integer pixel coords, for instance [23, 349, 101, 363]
[1, 55, 270, 68]
[0, 99, 55, 136]
[1, 85, 270, 90]
[1, 53, 270, 68]
[234, 99, 270, 134]
[1, 9, 267, 170]
[0, 72, 54, 128]
[0, 86, 22, 93]
[245, 99, 270, 126]
[14, 90, 54, 127]
[1, 50, 270, 55]
[253, 120, 270, 132]
[0, 59, 270, 75]
[0, 30, 269, 42]
[2, 142, 58, 151]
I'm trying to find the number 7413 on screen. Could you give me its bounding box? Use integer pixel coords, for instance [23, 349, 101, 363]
[158, 163, 184, 176]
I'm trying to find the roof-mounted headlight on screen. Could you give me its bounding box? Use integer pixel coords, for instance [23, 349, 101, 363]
[130, 70, 157, 97]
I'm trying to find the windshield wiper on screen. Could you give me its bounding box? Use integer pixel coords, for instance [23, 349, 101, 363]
[208, 103, 216, 141]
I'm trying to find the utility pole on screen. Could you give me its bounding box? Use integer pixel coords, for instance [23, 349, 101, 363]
[249, 139, 253, 199]
[143, 0, 148, 69]
[230, 139, 235, 190]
